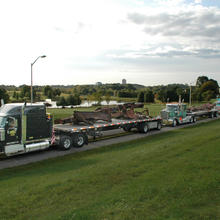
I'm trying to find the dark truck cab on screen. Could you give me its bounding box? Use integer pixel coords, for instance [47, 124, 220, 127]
[0, 103, 53, 157]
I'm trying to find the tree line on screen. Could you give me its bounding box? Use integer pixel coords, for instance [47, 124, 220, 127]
[0, 76, 219, 106]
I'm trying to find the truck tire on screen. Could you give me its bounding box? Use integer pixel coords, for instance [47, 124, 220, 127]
[123, 126, 132, 132]
[73, 133, 85, 148]
[209, 112, 214, 118]
[193, 117, 196, 123]
[172, 119, 177, 127]
[157, 122, 162, 130]
[60, 135, 72, 150]
[138, 122, 148, 133]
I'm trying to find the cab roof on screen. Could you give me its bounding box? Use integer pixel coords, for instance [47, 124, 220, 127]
[0, 103, 45, 115]
[166, 103, 186, 106]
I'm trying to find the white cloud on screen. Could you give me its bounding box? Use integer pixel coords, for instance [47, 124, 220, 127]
[0, 0, 219, 86]
[126, 4, 220, 59]
[195, 0, 202, 4]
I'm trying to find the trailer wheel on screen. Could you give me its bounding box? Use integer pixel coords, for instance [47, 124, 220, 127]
[60, 135, 72, 150]
[138, 123, 148, 133]
[193, 117, 196, 123]
[73, 133, 85, 148]
[172, 119, 177, 127]
[209, 112, 214, 118]
[157, 122, 162, 130]
[123, 126, 132, 132]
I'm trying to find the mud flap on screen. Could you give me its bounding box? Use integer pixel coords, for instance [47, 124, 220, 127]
[83, 133, 89, 145]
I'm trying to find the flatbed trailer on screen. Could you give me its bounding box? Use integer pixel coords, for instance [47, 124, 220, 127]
[188, 109, 218, 119]
[54, 117, 162, 150]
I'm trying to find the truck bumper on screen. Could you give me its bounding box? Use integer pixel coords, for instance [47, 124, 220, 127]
[162, 119, 173, 126]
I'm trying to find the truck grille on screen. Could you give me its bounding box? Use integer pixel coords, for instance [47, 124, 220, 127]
[161, 111, 168, 120]
[0, 129, 5, 141]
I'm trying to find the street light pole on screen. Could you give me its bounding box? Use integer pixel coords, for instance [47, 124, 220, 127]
[189, 83, 192, 107]
[31, 55, 46, 104]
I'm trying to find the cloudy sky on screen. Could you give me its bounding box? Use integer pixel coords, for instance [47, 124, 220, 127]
[0, 0, 220, 86]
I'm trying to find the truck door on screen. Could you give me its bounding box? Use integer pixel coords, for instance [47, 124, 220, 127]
[5, 117, 19, 143]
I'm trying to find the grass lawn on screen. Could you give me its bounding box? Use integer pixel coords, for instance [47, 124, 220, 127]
[47, 107, 97, 121]
[47, 103, 166, 121]
[0, 119, 220, 219]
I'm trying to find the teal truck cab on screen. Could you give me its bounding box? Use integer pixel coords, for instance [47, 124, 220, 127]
[215, 98, 220, 111]
[0, 103, 53, 157]
[161, 103, 195, 127]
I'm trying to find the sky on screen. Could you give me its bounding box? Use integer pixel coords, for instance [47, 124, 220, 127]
[0, 0, 220, 86]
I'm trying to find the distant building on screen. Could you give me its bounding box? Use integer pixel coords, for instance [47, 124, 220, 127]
[122, 79, 127, 84]
[96, 82, 102, 86]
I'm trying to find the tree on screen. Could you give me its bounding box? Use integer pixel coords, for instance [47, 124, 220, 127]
[57, 96, 67, 107]
[66, 95, 75, 106]
[13, 90, 17, 99]
[0, 88, 9, 104]
[87, 94, 94, 106]
[20, 85, 36, 101]
[44, 86, 54, 99]
[74, 94, 81, 105]
[166, 87, 178, 102]
[20, 85, 31, 98]
[200, 80, 219, 95]
[202, 90, 215, 101]
[137, 91, 145, 102]
[118, 90, 136, 98]
[196, 76, 209, 87]
[145, 90, 154, 103]
[192, 88, 202, 102]
[104, 91, 111, 105]
[92, 91, 103, 105]
[157, 88, 167, 103]
[54, 88, 61, 97]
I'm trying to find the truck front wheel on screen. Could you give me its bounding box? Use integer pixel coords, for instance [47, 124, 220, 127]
[138, 123, 148, 133]
[60, 135, 72, 150]
[157, 122, 162, 130]
[172, 119, 177, 127]
[73, 133, 85, 148]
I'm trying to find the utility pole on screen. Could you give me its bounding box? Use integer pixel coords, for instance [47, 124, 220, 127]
[31, 55, 46, 104]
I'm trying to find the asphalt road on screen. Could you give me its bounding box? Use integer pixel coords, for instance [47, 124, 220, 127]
[0, 118, 218, 170]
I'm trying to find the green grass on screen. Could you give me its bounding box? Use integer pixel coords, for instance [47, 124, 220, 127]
[47, 103, 166, 121]
[47, 107, 97, 121]
[0, 119, 220, 220]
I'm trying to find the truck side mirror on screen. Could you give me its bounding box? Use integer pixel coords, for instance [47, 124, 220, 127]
[5, 121, 9, 130]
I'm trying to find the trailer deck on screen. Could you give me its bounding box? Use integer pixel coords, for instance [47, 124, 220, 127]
[54, 117, 161, 132]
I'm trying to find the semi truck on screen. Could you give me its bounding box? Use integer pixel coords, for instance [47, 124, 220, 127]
[215, 98, 220, 111]
[161, 103, 196, 127]
[0, 103, 162, 157]
[161, 103, 218, 127]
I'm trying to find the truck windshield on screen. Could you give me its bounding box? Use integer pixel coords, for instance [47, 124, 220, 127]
[0, 116, 6, 128]
[167, 105, 177, 112]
